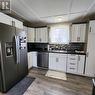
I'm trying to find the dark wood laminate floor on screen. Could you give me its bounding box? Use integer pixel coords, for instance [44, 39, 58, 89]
[0, 68, 93, 95]
[24, 68, 93, 95]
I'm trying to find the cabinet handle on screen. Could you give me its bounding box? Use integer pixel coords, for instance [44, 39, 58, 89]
[86, 52, 89, 57]
[70, 63, 75, 65]
[90, 27, 91, 32]
[40, 38, 41, 42]
[34, 38, 36, 42]
[12, 21, 15, 26]
[70, 68, 75, 70]
[78, 56, 80, 61]
[70, 58, 75, 60]
[56, 58, 59, 62]
[77, 37, 80, 41]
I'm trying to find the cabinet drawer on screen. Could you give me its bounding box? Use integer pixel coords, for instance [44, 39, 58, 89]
[67, 63, 77, 68]
[68, 54, 78, 63]
[68, 59, 77, 64]
[67, 66, 77, 73]
[68, 54, 78, 59]
[49, 53, 67, 58]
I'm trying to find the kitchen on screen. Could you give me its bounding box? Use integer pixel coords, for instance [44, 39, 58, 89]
[0, 0, 95, 95]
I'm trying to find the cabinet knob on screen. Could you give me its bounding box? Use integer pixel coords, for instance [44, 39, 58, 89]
[70, 63, 75, 65]
[70, 58, 75, 60]
[90, 27, 91, 32]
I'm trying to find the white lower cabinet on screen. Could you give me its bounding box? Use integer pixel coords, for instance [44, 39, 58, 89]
[49, 53, 85, 74]
[67, 54, 78, 74]
[27, 52, 37, 69]
[67, 54, 85, 75]
[49, 53, 67, 72]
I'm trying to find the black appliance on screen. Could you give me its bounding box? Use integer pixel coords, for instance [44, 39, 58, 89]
[92, 79, 95, 95]
[0, 23, 28, 92]
[37, 52, 48, 68]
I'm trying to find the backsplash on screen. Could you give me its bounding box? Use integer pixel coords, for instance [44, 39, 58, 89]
[48, 43, 86, 52]
[27, 43, 86, 53]
[27, 43, 48, 52]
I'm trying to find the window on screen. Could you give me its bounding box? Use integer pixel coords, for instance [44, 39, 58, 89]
[49, 24, 70, 44]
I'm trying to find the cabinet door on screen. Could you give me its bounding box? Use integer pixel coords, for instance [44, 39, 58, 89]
[23, 26, 28, 32]
[27, 52, 32, 69]
[27, 28, 35, 42]
[35, 27, 48, 43]
[41, 27, 48, 43]
[49, 53, 67, 72]
[12, 18, 23, 29]
[89, 20, 95, 34]
[0, 12, 12, 25]
[15, 20, 23, 29]
[49, 53, 57, 70]
[32, 52, 37, 67]
[80, 24, 86, 42]
[77, 55, 85, 74]
[35, 28, 41, 42]
[57, 54, 67, 72]
[71, 24, 86, 42]
[71, 25, 79, 42]
[27, 52, 37, 69]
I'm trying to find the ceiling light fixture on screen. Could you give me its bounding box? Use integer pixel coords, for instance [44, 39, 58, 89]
[56, 16, 64, 22]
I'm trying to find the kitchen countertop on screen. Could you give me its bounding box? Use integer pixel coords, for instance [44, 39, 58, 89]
[28, 50, 86, 55]
[48, 51, 86, 55]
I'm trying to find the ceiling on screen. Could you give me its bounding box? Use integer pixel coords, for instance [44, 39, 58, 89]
[11, 0, 95, 26]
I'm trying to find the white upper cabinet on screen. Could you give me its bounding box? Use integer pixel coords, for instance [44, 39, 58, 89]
[0, 12, 12, 25]
[35, 27, 48, 43]
[89, 20, 95, 34]
[23, 26, 28, 31]
[12, 18, 23, 29]
[41, 27, 49, 42]
[27, 28, 35, 42]
[70, 24, 86, 42]
[0, 12, 23, 29]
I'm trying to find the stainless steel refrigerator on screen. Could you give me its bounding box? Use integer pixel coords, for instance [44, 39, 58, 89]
[0, 23, 28, 92]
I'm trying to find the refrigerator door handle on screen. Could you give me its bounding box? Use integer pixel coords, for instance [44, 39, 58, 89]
[15, 36, 20, 64]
